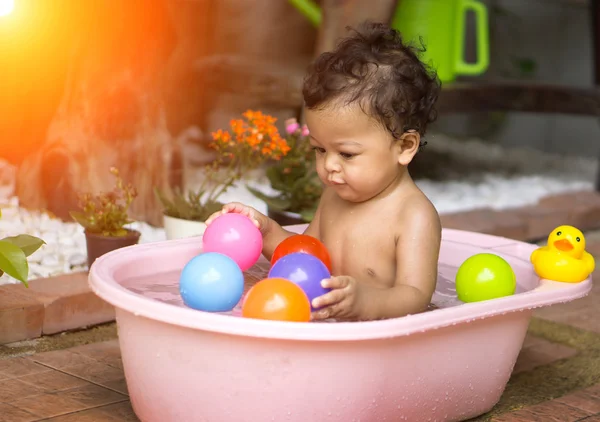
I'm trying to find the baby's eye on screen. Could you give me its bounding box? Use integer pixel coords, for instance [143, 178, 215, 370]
[312, 146, 325, 154]
[340, 152, 355, 159]
[556, 231, 562, 236]
[576, 237, 581, 242]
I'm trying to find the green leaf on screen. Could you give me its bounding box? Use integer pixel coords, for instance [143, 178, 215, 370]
[0, 240, 29, 286]
[199, 201, 225, 221]
[246, 186, 291, 210]
[300, 208, 316, 222]
[154, 187, 174, 210]
[1, 235, 46, 257]
[70, 211, 91, 228]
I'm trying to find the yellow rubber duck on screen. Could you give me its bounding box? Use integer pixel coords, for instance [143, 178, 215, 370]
[530, 225, 595, 283]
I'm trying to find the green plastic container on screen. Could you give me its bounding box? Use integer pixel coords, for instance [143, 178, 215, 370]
[391, 0, 489, 83]
[288, 0, 489, 83]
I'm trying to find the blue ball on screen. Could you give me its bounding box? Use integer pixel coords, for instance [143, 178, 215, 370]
[179, 252, 244, 312]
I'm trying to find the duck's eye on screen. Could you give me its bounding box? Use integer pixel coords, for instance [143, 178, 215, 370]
[557, 231, 562, 236]
[576, 237, 581, 242]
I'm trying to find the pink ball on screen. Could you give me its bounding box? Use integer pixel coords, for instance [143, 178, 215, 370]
[202, 213, 263, 271]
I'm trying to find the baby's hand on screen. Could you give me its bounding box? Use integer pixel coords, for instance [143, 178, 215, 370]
[205, 202, 271, 235]
[311, 276, 364, 322]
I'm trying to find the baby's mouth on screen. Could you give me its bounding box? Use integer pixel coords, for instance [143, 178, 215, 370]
[554, 239, 573, 251]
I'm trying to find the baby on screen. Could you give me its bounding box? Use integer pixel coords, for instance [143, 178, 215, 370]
[207, 22, 442, 322]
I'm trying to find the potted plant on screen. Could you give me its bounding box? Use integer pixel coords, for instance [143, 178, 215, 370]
[70, 166, 140, 268]
[155, 188, 222, 240]
[247, 117, 322, 225]
[0, 210, 45, 287]
[156, 110, 291, 240]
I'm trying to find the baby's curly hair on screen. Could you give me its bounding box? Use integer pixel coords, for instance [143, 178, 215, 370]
[302, 21, 441, 145]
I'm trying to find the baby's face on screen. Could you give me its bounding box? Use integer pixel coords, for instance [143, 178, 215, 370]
[305, 103, 406, 203]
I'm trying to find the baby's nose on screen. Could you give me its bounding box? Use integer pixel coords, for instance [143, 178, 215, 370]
[324, 154, 340, 172]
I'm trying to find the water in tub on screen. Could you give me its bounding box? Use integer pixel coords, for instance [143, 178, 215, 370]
[119, 259, 527, 316]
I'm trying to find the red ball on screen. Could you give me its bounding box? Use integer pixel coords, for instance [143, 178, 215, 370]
[271, 234, 332, 272]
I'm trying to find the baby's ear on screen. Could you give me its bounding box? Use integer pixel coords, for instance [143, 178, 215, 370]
[396, 131, 421, 166]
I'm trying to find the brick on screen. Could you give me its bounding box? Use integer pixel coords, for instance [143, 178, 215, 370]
[0, 357, 49, 378]
[61, 384, 127, 408]
[495, 400, 591, 421]
[61, 361, 124, 384]
[41, 408, 120, 422]
[520, 191, 600, 240]
[10, 391, 89, 419]
[27, 272, 115, 335]
[513, 337, 577, 374]
[0, 402, 38, 422]
[0, 377, 45, 402]
[18, 370, 89, 393]
[28, 349, 98, 369]
[534, 267, 600, 333]
[513, 204, 572, 241]
[97, 401, 138, 421]
[440, 208, 528, 240]
[555, 387, 600, 414]
[492, 412, 540, 421]
[0, 285, 44, 344]
[539, 191, 600, 225]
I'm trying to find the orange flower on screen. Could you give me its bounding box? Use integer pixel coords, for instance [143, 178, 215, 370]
[209, 110, 291, 169]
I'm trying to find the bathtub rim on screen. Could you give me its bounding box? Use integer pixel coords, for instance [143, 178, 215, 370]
[88, 228, 592, 342]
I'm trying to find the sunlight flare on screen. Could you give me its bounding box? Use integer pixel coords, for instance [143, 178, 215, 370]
[0, 0, 14, 17]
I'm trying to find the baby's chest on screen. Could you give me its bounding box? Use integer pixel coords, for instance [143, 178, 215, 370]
[319, 214, 397, 282]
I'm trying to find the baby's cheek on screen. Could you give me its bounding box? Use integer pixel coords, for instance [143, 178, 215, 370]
[315, 165, 328, 181]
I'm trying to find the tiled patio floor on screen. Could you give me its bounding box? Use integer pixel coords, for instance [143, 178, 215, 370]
[0, 341, 134, 421]
[0, 328, 598, 421]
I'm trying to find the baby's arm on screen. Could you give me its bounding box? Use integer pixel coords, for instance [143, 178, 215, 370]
[302, 193, 324, 239]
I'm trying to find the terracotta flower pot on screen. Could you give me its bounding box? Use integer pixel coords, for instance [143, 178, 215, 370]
[85, 229, 141, 268]
[267, 207, 306, 226]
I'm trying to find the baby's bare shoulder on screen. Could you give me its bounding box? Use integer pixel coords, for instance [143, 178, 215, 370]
[395, 190, 441, 233]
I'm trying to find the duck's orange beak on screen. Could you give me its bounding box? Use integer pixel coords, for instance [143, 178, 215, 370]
[554, 239, 573, 251]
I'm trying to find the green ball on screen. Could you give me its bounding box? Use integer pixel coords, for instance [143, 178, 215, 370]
[455, 253, 516, 303]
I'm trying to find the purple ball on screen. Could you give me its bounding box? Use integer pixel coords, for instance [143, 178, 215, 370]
[268, 252, 331, 309]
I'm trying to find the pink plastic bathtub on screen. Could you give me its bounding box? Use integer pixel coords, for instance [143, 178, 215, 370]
[89, 226, 592, 422]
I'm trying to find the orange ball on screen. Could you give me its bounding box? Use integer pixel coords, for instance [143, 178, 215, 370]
[271, 234, 332, 272]
[242, 278, 311, 322]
